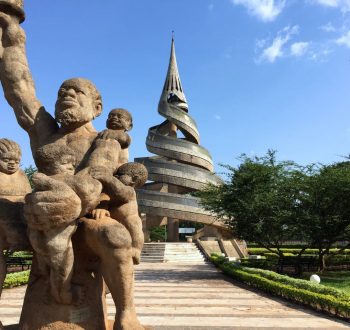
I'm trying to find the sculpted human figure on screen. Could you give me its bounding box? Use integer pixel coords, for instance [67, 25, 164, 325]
[101, 108, 133, 164]
[0, 138, 31, 301]
[0, 6, 144, 329]
[28, 145, 102, 305]
[0, 139, 31, 202]
[90, 162, 147, 265]
[80, 162, 147, 330]
[87, 108, 133, 175]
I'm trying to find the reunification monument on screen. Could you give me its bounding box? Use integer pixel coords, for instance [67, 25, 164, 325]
[0, 1, 148, 329]
[136, 37, 228, 241]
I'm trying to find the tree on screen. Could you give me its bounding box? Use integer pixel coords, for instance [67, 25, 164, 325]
[197, 151, 307, 257]
[298, 161, 350, 270]
[198, 151, 350, 271]
[24, 165, 37, 189]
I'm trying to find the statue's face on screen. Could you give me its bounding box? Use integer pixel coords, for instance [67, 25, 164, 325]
[0, 152, 20, 174]
[51, 155, 75, 175]
[55, 79, 101, 128]
[107, 110, 132, 131]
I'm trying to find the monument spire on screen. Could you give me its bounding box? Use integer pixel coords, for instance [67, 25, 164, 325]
[160, 35, 188, 111]
[136, 36, 227, 243]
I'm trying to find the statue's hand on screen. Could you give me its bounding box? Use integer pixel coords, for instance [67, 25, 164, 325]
[90, 166, 112, 182]
[91, 208, 110, 221]
[24, 173, 82, 230]
[97, 129, 115, 140]
[97, 129, 130, 148]
[0, 12, 11, 27]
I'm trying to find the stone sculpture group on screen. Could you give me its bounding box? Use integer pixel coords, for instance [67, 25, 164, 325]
[0, 1, 147, 329]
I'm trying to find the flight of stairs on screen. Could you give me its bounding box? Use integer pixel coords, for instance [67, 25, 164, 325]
[141, 242, 206, 263]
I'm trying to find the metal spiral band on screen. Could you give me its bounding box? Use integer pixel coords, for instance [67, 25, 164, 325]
[136, 68, 226, 229]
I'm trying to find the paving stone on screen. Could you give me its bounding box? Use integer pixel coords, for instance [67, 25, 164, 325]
[1, 262, 349, 329]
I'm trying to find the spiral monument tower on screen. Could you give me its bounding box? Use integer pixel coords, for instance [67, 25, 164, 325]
[136, 37, 228, 241]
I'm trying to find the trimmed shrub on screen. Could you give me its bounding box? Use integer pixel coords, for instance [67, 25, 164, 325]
[325, 255, 350, 267]
[3, 270, 30, 288]
[248, 248, 350, 256]
[211, 254, 350, 319]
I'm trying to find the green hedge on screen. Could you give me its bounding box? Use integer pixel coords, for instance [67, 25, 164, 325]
[240, 257, 275, 270]
[3, 270, 30, 289]
[248, 248, 350, 268]
[325, 255, 350, 266]
[249, 248, 350, 256]
[211, 254, 350, 319]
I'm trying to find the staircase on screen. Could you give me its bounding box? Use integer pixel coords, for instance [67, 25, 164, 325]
[141, 242, 206, 263]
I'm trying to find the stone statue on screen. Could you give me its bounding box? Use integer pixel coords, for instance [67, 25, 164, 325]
[0, 138, 31, 301]
[0, 2, 146, 329]
[0, 139, 31, 202]
[94, 108, 133, 171]
[90, 162, 147, 265]
[28, 145, 102, 305]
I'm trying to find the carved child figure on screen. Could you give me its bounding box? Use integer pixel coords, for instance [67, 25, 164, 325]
[91, 162, 147, 264]
[0, 139, 31, 300]
[0, 139, 31, 202]
[97, 108, 133, 167]
[28, 145, 102, 305]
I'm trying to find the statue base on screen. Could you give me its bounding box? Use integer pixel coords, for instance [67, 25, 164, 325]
[18, 231, 110, 330]
[19, 264, 108, 329]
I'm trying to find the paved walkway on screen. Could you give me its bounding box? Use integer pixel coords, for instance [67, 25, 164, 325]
[1, 262, 349, 329]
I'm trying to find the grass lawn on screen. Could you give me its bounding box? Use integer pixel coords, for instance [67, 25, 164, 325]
[304, 271, 350, 294]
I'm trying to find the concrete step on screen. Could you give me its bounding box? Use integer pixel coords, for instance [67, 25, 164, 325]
[141, 243, 205, 264]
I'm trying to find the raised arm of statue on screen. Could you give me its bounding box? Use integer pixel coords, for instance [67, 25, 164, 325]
[0, 12, 57, 144]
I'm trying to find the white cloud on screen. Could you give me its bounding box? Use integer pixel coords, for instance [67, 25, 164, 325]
[290, 42, 310, 56]
[256, 25, 299, 63]
[255, 38, 268, 49]
[310, 0, 350, 12]
[214, 114, 222, 120]
[307, 44, 333, 62]
[231, 0, 286, 22]
[320, 22, 337, 32]
[336, 30, 350, 47]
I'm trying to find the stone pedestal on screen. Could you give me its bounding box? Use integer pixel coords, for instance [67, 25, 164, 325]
[19, 252, 109, 330]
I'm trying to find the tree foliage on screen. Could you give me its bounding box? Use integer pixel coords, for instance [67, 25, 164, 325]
[24, 165, 37, 189]
[198, 151, 350, 270]
[298, 161, 350, 269]
[198, 151, 306, 256]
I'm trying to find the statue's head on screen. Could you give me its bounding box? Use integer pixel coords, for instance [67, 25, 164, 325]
[55, 78, 102, 128]
[106, 108, 133, 131]
[0, 138, 21, 174]
[116, 162, 148, 188]
[35, 144, 76, 175]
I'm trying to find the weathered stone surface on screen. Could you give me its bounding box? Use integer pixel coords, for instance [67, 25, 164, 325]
[0, 4, 146, 329]
[0, 138, 31, 303]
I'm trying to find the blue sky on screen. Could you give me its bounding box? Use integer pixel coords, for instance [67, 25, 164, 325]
[1, 0, 350, 171]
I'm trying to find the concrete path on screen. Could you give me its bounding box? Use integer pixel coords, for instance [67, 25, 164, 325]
[1, 262, 349, 329]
